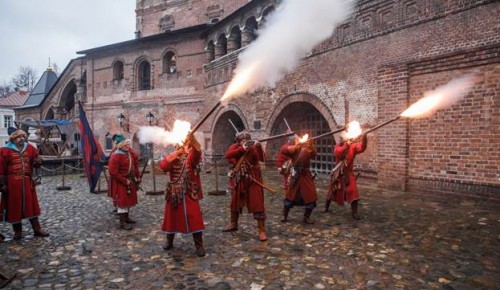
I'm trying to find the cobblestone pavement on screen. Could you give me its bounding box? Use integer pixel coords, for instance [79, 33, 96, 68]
[0, 168, 499, 290]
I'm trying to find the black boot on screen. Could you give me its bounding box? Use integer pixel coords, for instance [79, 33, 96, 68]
[303, 208, 314, 224]
[119, 213, 133, 230]
[163, 234, 175, 251]
[125, 212, 137, 224]
[193, 232, 206, 257]
[324, 198, 332, 213]
[12, 223, 22, 240]
[351, 200, 361, 220]
[280, 207, 290, 222]
[29, 217, 50, 237]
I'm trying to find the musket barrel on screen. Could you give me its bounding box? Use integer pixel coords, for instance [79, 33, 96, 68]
[190, 101, 222, 135]
[363, 116, 401, 135]
[310, 127, 346, 141]
[258, 131, 295, 142]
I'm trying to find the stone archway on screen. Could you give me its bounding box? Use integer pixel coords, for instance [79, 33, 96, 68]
[266, 94, 339, 175]
[58, 79, 77, 119]
[211, 110, 246, 157]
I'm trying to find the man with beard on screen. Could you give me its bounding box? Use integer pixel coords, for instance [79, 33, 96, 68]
[0, 127, 49, 240]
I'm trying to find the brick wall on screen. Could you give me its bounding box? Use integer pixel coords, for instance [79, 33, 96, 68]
[31, 0, 500, 198]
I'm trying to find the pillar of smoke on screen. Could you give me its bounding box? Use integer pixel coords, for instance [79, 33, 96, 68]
[401, 74, 478, 119]
[221, 0, 355, 103]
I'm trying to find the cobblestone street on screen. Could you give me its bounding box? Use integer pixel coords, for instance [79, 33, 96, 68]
[0, 169, 499, 290]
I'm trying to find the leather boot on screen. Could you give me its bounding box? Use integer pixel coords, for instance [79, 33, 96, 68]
[163, 233, 175, 250]
[323, 199, 331, 213]
[193, 232, 206, 257]
[119, 213, 133, 230]
[257, 219, 268, 242]
[125, 212, 136, 224]
[222, 211, 239, 232]
[30, 217, 50, 237]
[303, 208, 314, 224]
[280, 207, 289, 222]
[351, 200, 361, 220]
[12, 223, 22, 240]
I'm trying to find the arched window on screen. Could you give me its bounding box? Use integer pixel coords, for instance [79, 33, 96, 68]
[163, 51, 177, 74]
[206, 40, 215, 62]
[242, 17, 258, 46]
[215, 34, 227, 58]
[113, 61, 124, 80]
[228, 26, 242, 52]
[138, 60, 151, 90]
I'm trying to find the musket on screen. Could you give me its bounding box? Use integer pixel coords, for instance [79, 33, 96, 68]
[309, 127, 346, 141]
[139, 159, 149, 180]
[228, 119, 239, 133]
[182, 101, 222, 147]
[189, 101, 222, 136]
[363, 116, 401, 135]
[283, 118, 292, 132]
[258, 131, 296, 142]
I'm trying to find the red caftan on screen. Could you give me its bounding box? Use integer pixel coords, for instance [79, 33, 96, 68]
[108, 149, 139, 208]
[280, 143, 317, 204]
[330, 137, 367, 205]
[106, 148, 116, 200]
[160, 147, 205, 234]
[0, 143, 41, 223]
[224, 143, 266, 213]
[276, 143, 292, 190]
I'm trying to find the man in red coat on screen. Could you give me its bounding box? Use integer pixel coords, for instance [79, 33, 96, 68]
[0, 128, 49, 240]
[280, 137, 317, 224]
[276, 136, 294, 192]
[223, 131, 268, 242]
[159, 135, 206, 257]
[325, 134, 367, 219]
[108, 135, 140, 230]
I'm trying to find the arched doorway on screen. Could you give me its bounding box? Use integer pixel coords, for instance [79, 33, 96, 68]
[267, 102, 335, 175]
[212, 111, 246, 157]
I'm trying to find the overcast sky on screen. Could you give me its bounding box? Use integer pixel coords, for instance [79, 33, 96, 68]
[0, 0, 136, 84]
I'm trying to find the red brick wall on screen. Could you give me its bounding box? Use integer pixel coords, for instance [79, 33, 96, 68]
[136, 0, 250, 37]
[34, 0, 500, 198]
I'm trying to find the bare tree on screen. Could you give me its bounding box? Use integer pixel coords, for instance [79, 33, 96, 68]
[12, 66, 39, 92]
[0, 82, 14, 96]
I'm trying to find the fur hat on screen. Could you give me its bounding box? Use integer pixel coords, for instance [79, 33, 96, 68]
[9, 128, 27, 141]
[235, 130, 251, 141]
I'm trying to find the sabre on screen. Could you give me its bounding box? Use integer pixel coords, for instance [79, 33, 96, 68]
[250, 176, 277, 193]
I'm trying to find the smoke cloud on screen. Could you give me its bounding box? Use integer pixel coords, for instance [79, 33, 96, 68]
[222, 0, 355, 101]
[137, 120, 191, 146]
